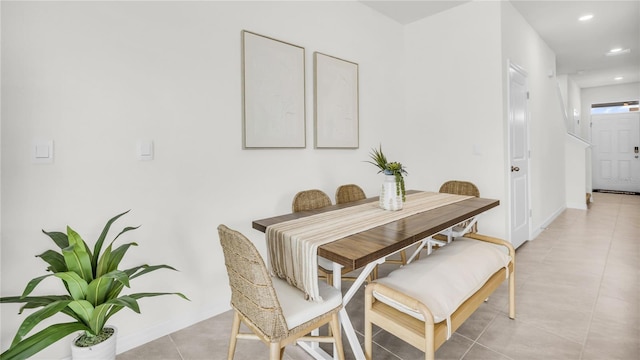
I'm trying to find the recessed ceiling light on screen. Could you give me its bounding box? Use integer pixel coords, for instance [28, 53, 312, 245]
[579, 14, 594, 21]
[606, 48, 631, 56]
[614, 76, 624, 81]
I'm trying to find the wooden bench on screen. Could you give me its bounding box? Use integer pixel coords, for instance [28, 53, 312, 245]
[364, 233, 515, 360]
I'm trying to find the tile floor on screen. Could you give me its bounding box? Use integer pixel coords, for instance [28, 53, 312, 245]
[118, 192, 639, 360]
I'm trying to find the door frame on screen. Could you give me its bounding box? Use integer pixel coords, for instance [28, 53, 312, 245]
[590, 112, 640, 193]
[506, 60, 531, 248]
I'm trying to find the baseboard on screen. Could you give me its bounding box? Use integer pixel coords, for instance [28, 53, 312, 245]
[531, 205, 565, 239]
[566, 202, 587, 210]
[117, 307, 222, 354]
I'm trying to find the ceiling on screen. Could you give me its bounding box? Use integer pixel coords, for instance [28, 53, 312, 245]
[360, 0, 640, 89]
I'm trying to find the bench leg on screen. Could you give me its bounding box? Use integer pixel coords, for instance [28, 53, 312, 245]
[364, 289, 373, 360]
[424, 323, 435, 360]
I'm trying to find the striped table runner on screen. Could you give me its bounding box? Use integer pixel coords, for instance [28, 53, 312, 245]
[266, 192, 472, 302]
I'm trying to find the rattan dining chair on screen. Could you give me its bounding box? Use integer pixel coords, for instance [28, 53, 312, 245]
[292, 189, 332, 212]
[218, 225, 345, 360]
[335, 184, 367, 205]
[438, 180, 480, 237]
[414, 180, 481, 260]
[292, 189, 356, 285]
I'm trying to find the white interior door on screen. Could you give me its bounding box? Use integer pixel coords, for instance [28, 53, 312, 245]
[508, 64, 530, 249]
[591, 112, 640, 193]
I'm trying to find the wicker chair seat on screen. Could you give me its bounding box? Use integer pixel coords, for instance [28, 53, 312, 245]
[271, 277, 342, 329]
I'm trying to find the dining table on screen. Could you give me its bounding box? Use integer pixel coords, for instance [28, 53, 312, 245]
[252, 190, 500, 360]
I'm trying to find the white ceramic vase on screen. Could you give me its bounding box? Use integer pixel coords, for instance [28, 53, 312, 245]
[379, 175, 404, 211]
[71, 326, 117, 360]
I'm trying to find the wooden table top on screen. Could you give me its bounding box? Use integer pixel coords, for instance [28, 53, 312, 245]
[252, 191, 499, 271]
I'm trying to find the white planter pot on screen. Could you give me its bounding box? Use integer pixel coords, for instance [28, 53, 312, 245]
[71, 326, 117, 360]
[379, 175, 404, 211]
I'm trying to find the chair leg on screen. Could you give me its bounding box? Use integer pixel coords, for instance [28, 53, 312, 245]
[400, 250, 407, 265]
[509, 269, 516, 319]
[364, 293, 372, 360]
[227, 311, 241, 360]
[329, 312, 345, 360]
[269, 342, 281, 360]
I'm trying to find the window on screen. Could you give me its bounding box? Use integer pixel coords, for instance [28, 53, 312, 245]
[591, 100, 639, 115]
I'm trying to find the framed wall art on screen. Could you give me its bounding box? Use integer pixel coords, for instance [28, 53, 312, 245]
[314, 52, 359, 149]
[242, 30, 306, 148]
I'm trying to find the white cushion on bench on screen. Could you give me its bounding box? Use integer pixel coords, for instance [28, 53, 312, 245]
[373, 237, 511, 324]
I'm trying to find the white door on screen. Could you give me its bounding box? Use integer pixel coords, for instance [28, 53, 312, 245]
[592, 112, 640, 193]
[508, 64, 530, 249]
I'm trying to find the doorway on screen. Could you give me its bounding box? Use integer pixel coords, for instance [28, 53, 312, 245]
[508, 63, 530, 249]
[591, 112, 640, 193]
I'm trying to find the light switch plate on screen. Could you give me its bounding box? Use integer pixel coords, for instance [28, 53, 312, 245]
[33, 140, 54, 163]
[137, 140, 154, 161]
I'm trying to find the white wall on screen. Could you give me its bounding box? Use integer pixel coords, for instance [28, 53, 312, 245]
[1, 2, 405, 358]
[501, 1, 567, 235]
[404, 1, 506, 237]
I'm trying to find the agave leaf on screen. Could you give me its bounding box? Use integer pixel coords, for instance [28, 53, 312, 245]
[129, 292, 190, 302]
[86, 270, 129, 306]
[36, 250, 67, 273]
[92, 210, 130, 272]
[54, 272, 88, 300]
[18, 274, 54, 298]
[41, 230, 69, 249]
[0, 322, 89, 360]
[63, 227, 94, 282]
[10, 300, 72, 346]
[95, 241, 113, 278]
[129, 264, 178, 280]
[105, 295, 141, 313]
[89, 302, 114, 334]
[105, 280, 125, 301]
[106, 242, 138, 273]
[67, 300, 94, 326]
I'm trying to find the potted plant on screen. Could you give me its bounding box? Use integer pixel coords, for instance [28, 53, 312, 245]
[0, 210, 189, 360]
[367, 145, 408, 210]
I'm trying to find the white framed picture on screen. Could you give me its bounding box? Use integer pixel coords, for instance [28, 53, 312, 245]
[242, 30, 306, 148]
[314, 52, 359, 149]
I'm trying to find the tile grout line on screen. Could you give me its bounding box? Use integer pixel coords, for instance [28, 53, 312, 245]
[577, 200, 620, 360]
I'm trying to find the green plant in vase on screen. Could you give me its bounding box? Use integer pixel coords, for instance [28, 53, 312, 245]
[0, 210, 189, 360]
[367, 145, 408, 201]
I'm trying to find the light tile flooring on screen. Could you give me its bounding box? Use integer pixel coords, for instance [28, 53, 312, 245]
[118, 192, 639, 360]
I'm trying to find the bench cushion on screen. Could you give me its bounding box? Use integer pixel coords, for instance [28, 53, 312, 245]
[374, 237, 511, 324]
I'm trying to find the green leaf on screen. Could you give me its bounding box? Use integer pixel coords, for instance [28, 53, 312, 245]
[68, 300, 94, 326]
[0, 322, 89, 360]
[41, 230, 69, 249]
[129, 264, 177, 280]
[106, 242, 138, 273]
[89, 303, 112, 334]
[54, 272, 88, 300]
[95, 242, 113, 278]
[36, 250, 67, 273]
[19, 274, 54, 298]
[87, 271, 129, 306]
[92, 210, 130, 273]
[63, 227, 94, 282]
[10, 300, 72, 346]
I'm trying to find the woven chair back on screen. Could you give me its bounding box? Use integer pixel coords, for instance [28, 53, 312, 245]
[218, 225, 289, 341]
[292, 189, 332, 212]
[439, 181, 480, 198]
[335, 184, 366, 205]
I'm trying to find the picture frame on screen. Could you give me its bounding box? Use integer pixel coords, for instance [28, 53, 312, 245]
[242, 30, 306, 148]
[314, 52, 359, 149]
